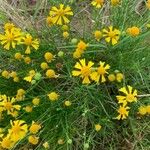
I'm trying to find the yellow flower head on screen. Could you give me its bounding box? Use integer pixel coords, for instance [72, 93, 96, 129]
[24, 70, 36, 82]
[91, 0, 104, 8]
[24, 56, 31, 64]
[108, 74, 116, 82]
[111, 0, 120, 6]
[77, 40, 88, 52]
[48, 92, 59, 101]
[0, 96, 21, 116]
[126, 26, 140, 37]
[0, 28, 22, 50]
[73, 49, 82, 59]
[116, 72, 124, 82]
[116, 105, 130, 120]
[95, 124, 102, 131]
[103, 26, 120, 45]
[43, 141, 50, 149]
[146, 0, 150, 9]
[0, 136, 14, 149]
[32, 97, 40, 106]
[64, 100, 72, 107]
[14, 52, 23, 60]
[146, 105, 150, 114]
[91, 61, 110, 83]
[16, 89, 25, 101]
[72, 59, 94, 84]
[28, 135, 39, 145]
[94, 30, 102, 41]
[8, 120, 28, 142]
[44, 52, 54, 63]
[29, 121, 41, 134]
[46, 69, 57, 78]
[1, 70, 10, 79]
[63, 31, 69, 38]
[49, 4, 73, 25]
[41, 62, 49, 70]
[4, 23, 15, 31]
[22, 34, 39, 54]
[116, 85, 138, 105]
[138, 106, 147, 115]
[24, 106, 33, 112]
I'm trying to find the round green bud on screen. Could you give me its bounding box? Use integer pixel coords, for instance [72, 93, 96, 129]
[34, 73, 42, 80]
[71, 38, 78, 44]
[58, 51, 64, 57]
[31, 80, 36, 85]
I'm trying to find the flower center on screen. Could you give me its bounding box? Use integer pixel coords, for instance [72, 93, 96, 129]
[4, 102, 12, 110]
[24, 37, 32, 45]
[119, 107, 126, 115]
[7, 34, 14, 42]
[12, 125, 21, 134]
[81, 66, 91, 77]
[108, 31, 116, 38]
[126, 94, 135, 102]
[57, 9, 65, 16]
[98, 67, 105, 75]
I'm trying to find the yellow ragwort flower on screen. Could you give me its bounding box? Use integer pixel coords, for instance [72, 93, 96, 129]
[138, 106, 147, 116]
[0, 28, 22, 50]
[116, 85, 138, 105]
[95, 124, 102, 131]
[126, 26, 140, 37]
[111, 0, 120, 6]
[94, 30, 102, 41]
[4, 23, 15, 31]
[29, 121, 41, 134]
[8, 120, 28, 142]
[49, 4, 73, 25]
[91, 0, 104, 8]
[116, 105, 130, 120]
[146, 0, 150, 9]
[0, 136, 14, 149]
[47, 92, 59, 101]
[72, 59, 94, 84]
[22, 34, 39, 54]
[103, 26, 120, 45]
[28, 135, 39, 145]
[91, 61, 110, 83]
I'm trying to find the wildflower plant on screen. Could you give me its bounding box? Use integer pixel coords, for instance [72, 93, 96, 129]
[0, 0, 150, 149]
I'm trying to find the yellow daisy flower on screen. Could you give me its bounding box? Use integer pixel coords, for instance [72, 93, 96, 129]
[49, 4, 73, 25]
[8, 120, 28, 142]
[91, 0, 104, 8]
[91, 61, 110, 83]
[0, 28, 22, 50]
[103, 26, 120, 45]
[72, 59, 94, 84]
[116, 105, 130, 120]
[126, 26, 140, 37]
[4, 23, 15, 31]
[111, 0, 120, 6]
[22, 34, 39, 54]
[116, 86, 138, 105]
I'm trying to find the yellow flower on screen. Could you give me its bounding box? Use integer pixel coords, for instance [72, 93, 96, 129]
[1, 70, 10, 79]
[138, 106, 147, 115]
[24, 56, 31, 64]
[16, 89, 25, 101]
[13, 77, 19, 82]
[146, 105, 150, 114]
[108, 74, 116, 82]
[46, 16, 54, 26]
[73, 49, 82, 59]
[0, 136, 14, 149]
[28, 135, 39, 145]
[126, 26, 140, 37]
[24, 70, 36, 82]
[111, 0, 120, 6]
[77, 40, 88, 52]
[91, 61, 110, 83]
[0, 28, 22, 50]
[146, 0, 150, 9]
[95, 124, 102, 131]
[49, 4, 73, 25]
[116, 105, 130, 120]
[32, 97, 40, 106]
[44, 52, 54, 63]
[91, 0, 104, 8]
[47, 92, 59, 101]
[63, 31, 69, 38]
[62, 25, 69, 31]
[40, 62, 49, 70]
[22, 34, 39, 54]
[29, 121, 41, 134]
[57, 138, 64, 145]
[116, 86, 138, 105]
[8, 120, 28, 142]
[4, 23, 15, 31]
[0, 96, 21, 116]
[94, 30, 102, 41]
[24, 106, 33, 112]
[116, 72, 124, 82]
[14, 52, 23, 60]
[43, 141, 50, 149]
[46, 69, 57, 78]
[103, 26, 120, 45]
[72, 59, 94, 84]
[64, 100, 72, 107]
